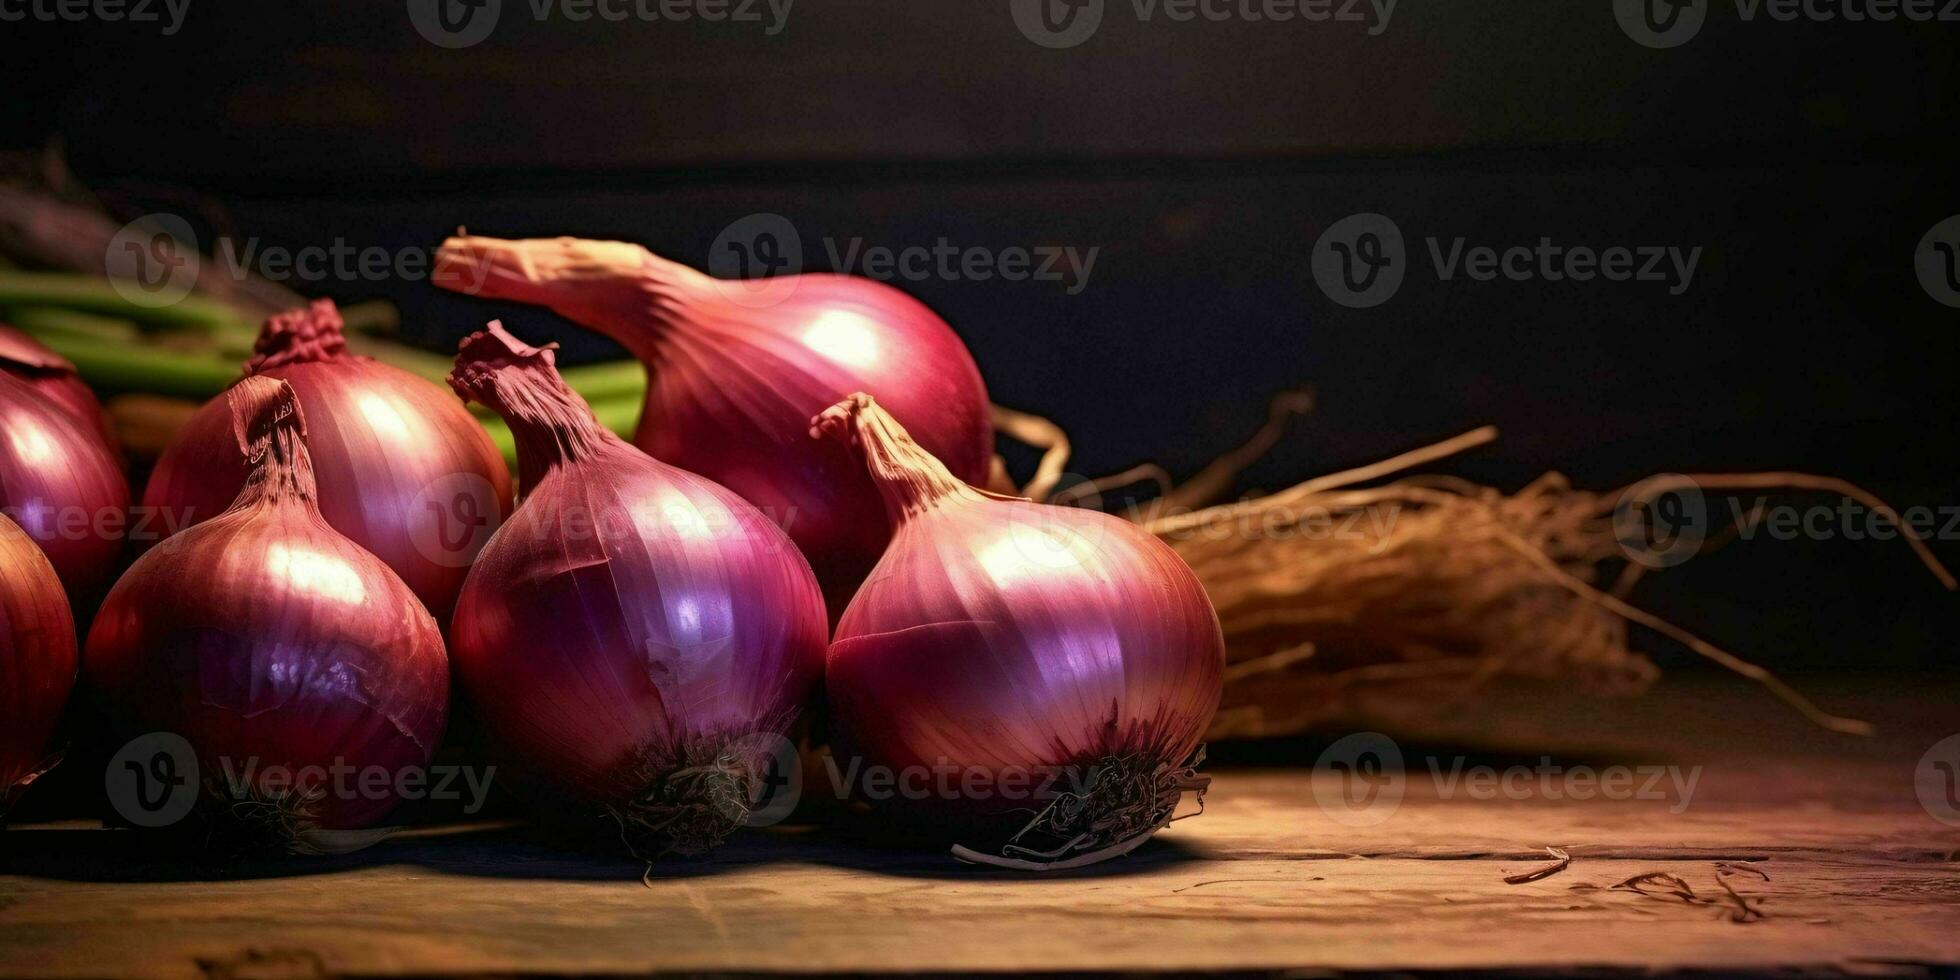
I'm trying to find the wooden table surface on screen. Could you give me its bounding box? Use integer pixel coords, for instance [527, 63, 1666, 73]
[3, 674, 1958, 978]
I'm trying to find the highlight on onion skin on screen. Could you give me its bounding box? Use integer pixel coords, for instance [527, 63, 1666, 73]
[0, 511, 77, 818]
[812, 393, 1224, 870]
[0, 356, 130, 602]
[142, 300, 513, 619]
[85, 377, 449, 846]
[432, 234, 993, 613]
[0, 323, 120, 458]
[447, 322, 828, 857]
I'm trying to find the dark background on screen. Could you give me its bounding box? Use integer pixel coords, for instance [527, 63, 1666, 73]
[3, 0, 1955, 668]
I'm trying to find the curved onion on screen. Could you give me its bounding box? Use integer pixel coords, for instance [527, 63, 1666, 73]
[448, 323, 826, 856]
[813, 394, 1223, 870]
[85, 377, 449, 842]
[0, 361, 129, 600]
[434, 234, 992, 610]
[0, 324, 119, 455]
[0, 511, 77, 817]
[144, 300, 512, 618]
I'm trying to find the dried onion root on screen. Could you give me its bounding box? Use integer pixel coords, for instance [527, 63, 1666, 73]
[991, 397, 1955, 740]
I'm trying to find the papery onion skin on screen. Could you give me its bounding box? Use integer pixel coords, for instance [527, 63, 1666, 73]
[433, 235, 992, 610]
[448, 323, 827, 855]
[0, 364, 129, 602]
[814, 394, 1224, 859]
[0, 324, 119, 456]
[85, 377, 449, 834]
[143, 300, 512, 618]
[0, 512, 77, 816]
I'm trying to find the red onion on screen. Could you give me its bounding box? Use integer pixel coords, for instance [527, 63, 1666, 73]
[144, 300, 512, 618]
[85, 377, 449, 843]
[0, 354, 129, 600]
[447, 323, 827, 856]
[0, 511, 77, 817]
[813, 394, 1223, 870]
[0, 324, 119, 456]
[434, 235, 993, 610]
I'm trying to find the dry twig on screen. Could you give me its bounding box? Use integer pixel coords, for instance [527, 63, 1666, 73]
[1504, 846, 1573, 884]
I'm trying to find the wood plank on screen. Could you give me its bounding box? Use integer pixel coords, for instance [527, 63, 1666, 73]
[4, 676, 1957, 977]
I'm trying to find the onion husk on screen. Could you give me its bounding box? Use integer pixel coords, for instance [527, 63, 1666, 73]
[433, 234, 994, 613]
[143, 300, 513, 618]
[816, 393, 1222, 869]
[85, 376, 450, 851]
[0, 511, 76, 819]
[448, 322, 828, 858]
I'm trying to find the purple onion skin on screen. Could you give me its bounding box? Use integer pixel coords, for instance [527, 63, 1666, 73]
[0, 512, 77, 811]
[818, 395, 1224, 834]
[0, 370, 129, 601]
[86, 378, 449, 830]
[434, 236, 993, 612]
[0, 325, 119, 457]
[448, 324, 828, 808]
[144, 304, 513, 620]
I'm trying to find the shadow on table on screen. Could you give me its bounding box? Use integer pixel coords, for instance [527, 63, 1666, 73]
[0, 819, 1207, 886]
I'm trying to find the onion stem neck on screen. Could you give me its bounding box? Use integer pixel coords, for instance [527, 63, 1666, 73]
[811, 393, 978, 520]
[247, 299, 352, 373]
[449, 322, 615, 488]
[228, 376, 319, 506]
[433, 235, 700, 356]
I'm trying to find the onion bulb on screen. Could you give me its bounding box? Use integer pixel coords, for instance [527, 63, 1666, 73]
[813, 394, 1223, 870]
[0, 353, 129, 601]
[85, 377, 449, 845]
[144, 300, 512, 618]
[447, 323, 826, 856]
[434, 234, 992, 610]
[0, 323, 119, 456]
[0, 511, 77, 817]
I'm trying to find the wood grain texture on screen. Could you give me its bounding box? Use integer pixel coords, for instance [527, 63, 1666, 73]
[3, 676, 1958, 977]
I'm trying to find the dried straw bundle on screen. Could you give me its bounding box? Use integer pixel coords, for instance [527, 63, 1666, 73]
[991, 398, 1954, 742]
